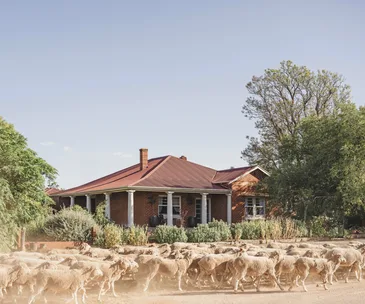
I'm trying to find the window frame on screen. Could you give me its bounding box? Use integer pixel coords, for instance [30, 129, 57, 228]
[244, 197, 265, 219]
[158, 195, 181, 219]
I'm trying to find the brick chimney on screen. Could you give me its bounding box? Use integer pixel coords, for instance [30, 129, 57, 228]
[180, 155, 187, 161]
[140, 148, 148, 170]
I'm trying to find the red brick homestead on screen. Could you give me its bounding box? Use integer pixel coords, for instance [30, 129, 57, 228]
[51, 149, 269, 227]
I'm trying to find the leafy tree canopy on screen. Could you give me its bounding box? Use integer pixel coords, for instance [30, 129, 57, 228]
[242, 60, 351, 170]
[266, 104, 365, 222]
[0, 116, 57, 250]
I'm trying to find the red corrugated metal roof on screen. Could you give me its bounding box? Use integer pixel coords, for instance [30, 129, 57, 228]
[55, 155, 261, 196]
[135, 156, 218, 189]
[56, 156, 167, 196]
[45, 188, 61, 195]
[212, 166, 253, 184]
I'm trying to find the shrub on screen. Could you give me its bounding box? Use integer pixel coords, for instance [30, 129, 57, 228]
[309, 216, 330, 237]
[235, 221, 262, 240]
[93, 225, 105, 248]
[233, 218, 308, 240]
[25, 218, 49, 241]
[121, 225, 149, 246]
[0, 216, 17, 252]
[231, 224, 243, 241]
[208, 220, 232, 241]
[187, 224, 221, 242]
[309, 216, 342, 238]
[153, 225, 188, 244]
[93, 202, 111, 228]
[43, 208, 96, 242]
[104, 224, 122, 248]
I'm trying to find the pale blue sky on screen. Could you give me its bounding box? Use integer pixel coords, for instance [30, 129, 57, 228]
[1, 0, 365, 189]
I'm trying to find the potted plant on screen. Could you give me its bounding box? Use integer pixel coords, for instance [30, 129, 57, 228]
[187, 216, 197, 228]
[149, 215, 159, 227]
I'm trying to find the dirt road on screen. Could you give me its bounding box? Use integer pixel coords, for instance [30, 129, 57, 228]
[114, 281, 365, 304]
[19, 279, 360, 304]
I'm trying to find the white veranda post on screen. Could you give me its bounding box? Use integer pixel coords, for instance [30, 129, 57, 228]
[167, 191, 174, 226]
[104, 193, 111, 219]
[201, 193, 208, 224]
[86, 195, 91, 212]
[226, 193, 232, 224]
[127, 190, 135, 227]
[70, 196, 75, 207]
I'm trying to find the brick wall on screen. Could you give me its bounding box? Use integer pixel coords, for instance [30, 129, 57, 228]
[232, 196, 246, 223]
[211, 194, 227, 221]
[75, 196, 86, 208]
[110, 192, 128, 225]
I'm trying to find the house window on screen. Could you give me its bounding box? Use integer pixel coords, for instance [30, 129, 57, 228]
[246, 198, 254, 217]
[245, 197, 265, 218]
[195, 198, 212, 224]
[158, 196, 181, 218]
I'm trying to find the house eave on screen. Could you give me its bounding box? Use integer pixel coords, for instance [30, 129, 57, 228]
[55, 186, 231, 197]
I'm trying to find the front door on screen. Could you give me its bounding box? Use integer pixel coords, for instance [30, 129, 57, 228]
[195, 198, 211, 224]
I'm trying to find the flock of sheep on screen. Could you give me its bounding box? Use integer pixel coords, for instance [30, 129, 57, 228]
[1, 240, 365, 303]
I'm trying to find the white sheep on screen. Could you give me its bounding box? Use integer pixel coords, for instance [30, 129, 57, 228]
[322, 247, 364, 283]
[288, 253, 346, 292]
[28, 265, 103, 304]
[143, 250, 195, 292]
[0, 263, 29, 299]
[231, 251, 284, 293]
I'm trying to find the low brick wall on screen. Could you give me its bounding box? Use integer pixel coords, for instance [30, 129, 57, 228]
[23, 241, 79, 251]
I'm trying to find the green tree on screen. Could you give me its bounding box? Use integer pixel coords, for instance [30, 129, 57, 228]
[0, 117, 57, 251]
[242, 60, 351, 170]
[267, 104, 365, 223]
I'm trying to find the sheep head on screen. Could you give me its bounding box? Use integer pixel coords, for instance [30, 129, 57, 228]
[331, 253, 346, 264]
[111, 258, 130, 274]
[303, 250, 314, 258]
[104, 254, 119, 262]
[269, 251, 283, 264]
[36, 262, 53, 270]
[81, 265, 103, 279]
[79, 243, 91, 252]
[60, 257, 77, 266]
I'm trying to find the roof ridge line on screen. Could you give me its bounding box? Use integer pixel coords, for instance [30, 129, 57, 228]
[211, 170, 219, 183]
[129, 155, 172, 186]
[169, 155, 218, 171]
[217, 166, 253, 172]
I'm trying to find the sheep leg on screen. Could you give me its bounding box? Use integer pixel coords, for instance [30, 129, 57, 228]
[301, 272, 309, 292]
[111, 280, 118, 297]
[322, 273, 329, 291]
[80, 286, 87, 304]
[28, 287, 44, 304]
[356, 263, 362, 282]
[196, 271, 205, 289]
[268, 272, 284, 291]
[233, 278, 240, 293]
[255, 276, 262, 292]
[17, 285, 23, 296]
[345, 266, 352, 283]
[72, 289, 79, 304]
[144, 270, 158, 292]
[101, 281, 112, 295]
[98, 281, 106, 301]
[177, 273, 183, 291]
[276, 271, 282, 284]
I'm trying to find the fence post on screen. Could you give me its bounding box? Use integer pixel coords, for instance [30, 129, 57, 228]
[91, 226, 96, 245]
[20, 227, 26, 251]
